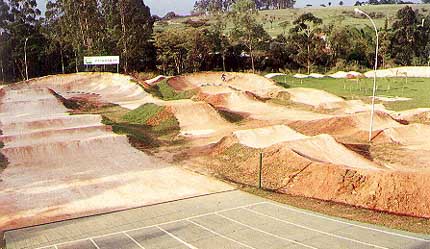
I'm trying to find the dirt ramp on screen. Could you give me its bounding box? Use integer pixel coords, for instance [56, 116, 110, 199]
[234, 125, 307, 148]
[392, 108, 430, 124]
[0, 115, 103, 135]
[374, 124, 430, 150]
[0, 88, 67, 116]
[222, 92, 329, 122]
[284, 135, 379, 170]
[285, 88, 344, 107]
[169, 72, 283, 97]
[274, 158, 430, 217]
[289, 111, 402, 140]
[203, 138, 430, 217]
[168, 100, 232, 137]
[0, 125, 112, 147]
[27, 73, 158, 109]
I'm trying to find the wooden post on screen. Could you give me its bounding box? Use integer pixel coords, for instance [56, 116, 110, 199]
[258, 152, 263, 189]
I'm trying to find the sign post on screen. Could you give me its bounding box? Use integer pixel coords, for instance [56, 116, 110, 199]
[84, 56, 120, 73]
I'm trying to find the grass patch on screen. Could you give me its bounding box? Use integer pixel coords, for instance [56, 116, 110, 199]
[75, 104, 181, 149]
[274, 76, 430, 111]
[122, 103, 164, 125]
[242, 186, 430, 235]
[151, 79, 197, 101]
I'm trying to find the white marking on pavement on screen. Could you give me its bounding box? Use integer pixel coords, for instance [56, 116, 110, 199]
[186, 219, 257, 249]
[89, 238, 101, 249]
[156, 225, 198, 249]
[33, 202, 266, 249]
[123, 232, 146, 249]
[216, 213, 319, 249]
[244, 207, 389, 249]
[262, 202, 430, 242]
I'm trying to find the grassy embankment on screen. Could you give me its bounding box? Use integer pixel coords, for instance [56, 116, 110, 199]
[274, 76, 430, 111]
[145, 78, 197, 100]
[72, 79, 198, 149]
[156, 4, 430, 37]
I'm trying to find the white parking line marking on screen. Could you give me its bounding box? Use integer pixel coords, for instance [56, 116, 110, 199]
[33, 202, 266, 249]
[244, 207, 388, 249]
[261, 202, 430, 242]
[216, 213, 319, 249]
[89, 238, 101, 249]
[123, 232, 146, 249]
[156, 225, 198, 249]
[186, 219, 257, 249]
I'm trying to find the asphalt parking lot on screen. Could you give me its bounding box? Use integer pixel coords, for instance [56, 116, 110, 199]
[4, 190, 430, 249]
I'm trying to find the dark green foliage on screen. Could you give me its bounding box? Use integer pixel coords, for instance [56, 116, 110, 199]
[217, 109, 245, 123]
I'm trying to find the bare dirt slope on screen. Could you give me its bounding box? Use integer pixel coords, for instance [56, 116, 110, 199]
[233, 125, 307, 148]
[0, 84, 232, 231]
[167, 100, 233, 137]
[232, 126, 379, 170]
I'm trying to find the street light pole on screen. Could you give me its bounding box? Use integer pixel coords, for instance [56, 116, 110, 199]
[355, 8, 379, 143]
[24, 37, 29, 81]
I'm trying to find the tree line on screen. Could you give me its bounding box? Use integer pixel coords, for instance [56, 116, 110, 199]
[0, 0, 154, 82]
[0, 0, 429, 82]
[193, 0, 296, 14]
[157, 1, 430, 75]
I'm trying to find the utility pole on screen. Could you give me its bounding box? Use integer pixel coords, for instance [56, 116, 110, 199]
[24, 37, 29, 81]
[355, 8, 379, 143]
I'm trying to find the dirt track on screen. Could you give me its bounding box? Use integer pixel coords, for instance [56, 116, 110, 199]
[168, 72, 430, 218]
[2, 71, 430, 231]
[0, 81, 232, 231]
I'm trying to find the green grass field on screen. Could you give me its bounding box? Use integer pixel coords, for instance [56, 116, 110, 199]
[156, 4, 430, 37]
[274, 76, 430, 111]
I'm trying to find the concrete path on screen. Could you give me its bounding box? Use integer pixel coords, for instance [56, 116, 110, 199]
[4, 190, 430, 249]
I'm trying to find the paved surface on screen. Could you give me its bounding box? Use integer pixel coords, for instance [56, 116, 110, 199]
[4, 190, 430, 249]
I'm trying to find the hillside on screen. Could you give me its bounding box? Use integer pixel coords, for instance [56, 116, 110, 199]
[155, 4, 430, 37]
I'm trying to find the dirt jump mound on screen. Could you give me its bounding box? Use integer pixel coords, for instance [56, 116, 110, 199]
[202, 125, 430, 217]
[28, 73, 159, 109]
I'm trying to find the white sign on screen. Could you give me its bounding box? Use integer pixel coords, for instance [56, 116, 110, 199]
[84, 56, 120, 66]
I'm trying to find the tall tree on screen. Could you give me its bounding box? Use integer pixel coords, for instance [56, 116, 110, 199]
[229, 0, 270, 72]
[290, 13, 324, 74]
[210, 12, 230, 71]
[4, 0, 44, 80]
[60, 0, 106, 72]
[0, 0, 12, 81]
[117, 0, 154, 72]
[390, 6, 419, 65]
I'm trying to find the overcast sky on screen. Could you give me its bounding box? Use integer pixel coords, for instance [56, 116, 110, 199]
[35, 0, 418, 16]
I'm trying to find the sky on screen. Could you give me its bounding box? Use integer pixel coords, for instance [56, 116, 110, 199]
[36, 0, 363, 16]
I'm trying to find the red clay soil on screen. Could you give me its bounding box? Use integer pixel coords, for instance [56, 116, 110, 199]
[146, 106, 175, 126]
[167, 76, 196, 91]
[288, 111, 402, 143]
[191, 137, 430, 218]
